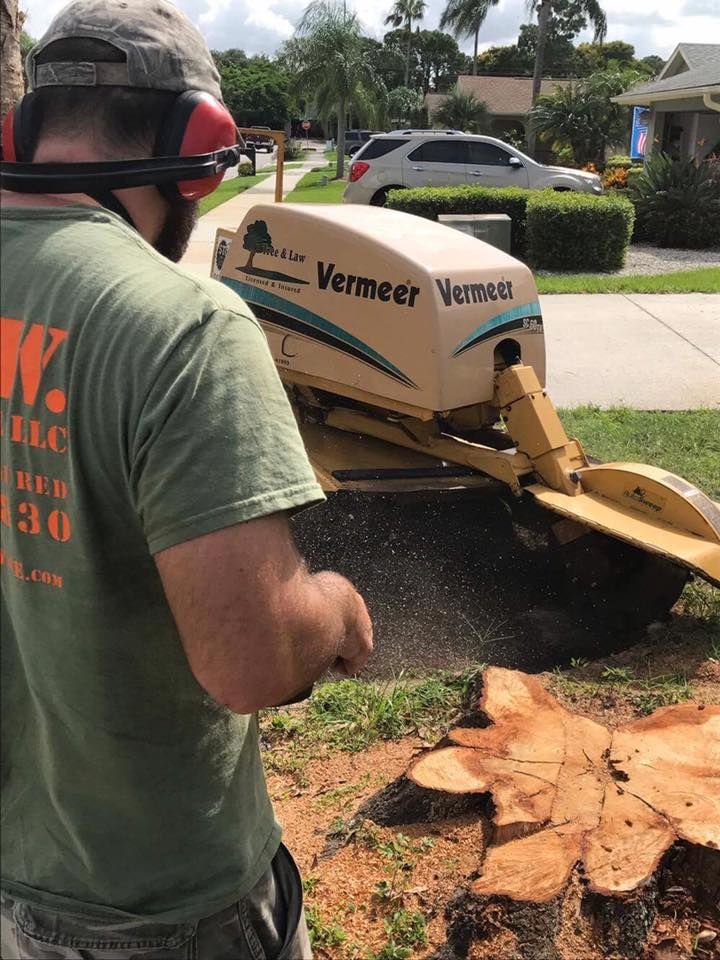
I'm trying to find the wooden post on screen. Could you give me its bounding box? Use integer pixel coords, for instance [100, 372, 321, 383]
[275, 134, 285, 204]
[235, 127, 286, 203]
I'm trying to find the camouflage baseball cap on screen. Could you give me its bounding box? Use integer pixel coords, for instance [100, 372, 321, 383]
[26, 0, 222, 101]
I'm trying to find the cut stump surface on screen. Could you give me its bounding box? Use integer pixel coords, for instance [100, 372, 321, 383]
[409, 667, 720, 903]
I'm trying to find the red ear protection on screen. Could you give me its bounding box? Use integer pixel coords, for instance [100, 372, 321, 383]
[157, 90, 238, 201]
[0, 89, 241, 201]
[2, 90, 40, 164]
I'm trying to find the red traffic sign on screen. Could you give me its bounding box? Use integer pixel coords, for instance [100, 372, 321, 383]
[302, 120, 311, 130]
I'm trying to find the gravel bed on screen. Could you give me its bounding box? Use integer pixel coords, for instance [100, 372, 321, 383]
[538, 243, 720, 277]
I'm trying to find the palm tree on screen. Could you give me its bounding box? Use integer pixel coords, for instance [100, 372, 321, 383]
[526, 0, 606, 156]
[433, 90, 491, 133]
[385, 0, 427, 87]
[295, 1, 380, 179]
[439, 0, 500, 77]
[1, 0, 25, 146]
[529, 65, 641, 166]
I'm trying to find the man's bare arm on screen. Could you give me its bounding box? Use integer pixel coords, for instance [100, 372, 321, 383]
[155, 513, 373, 714]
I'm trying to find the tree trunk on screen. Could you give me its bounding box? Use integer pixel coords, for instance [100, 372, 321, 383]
[472, 26, 479, 76]
[0, 0, 24, 148]
[404, 17, 412, 87]
[527, 0, 552, 157]
[336, 98, 346, 180]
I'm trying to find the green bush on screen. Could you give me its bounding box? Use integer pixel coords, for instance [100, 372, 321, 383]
[527, 191, 635, 272]
[385, 186, 532, 257]
[605, 155, 634, 170]
[630, 153, 720, 249]
[237, 161, 255, 177]
[284, 139, 305, 161]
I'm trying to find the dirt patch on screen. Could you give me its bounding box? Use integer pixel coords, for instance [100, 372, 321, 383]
[269, 739, 485, 958]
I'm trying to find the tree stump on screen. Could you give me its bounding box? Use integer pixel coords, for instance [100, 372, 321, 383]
[407, 667, 720, 957]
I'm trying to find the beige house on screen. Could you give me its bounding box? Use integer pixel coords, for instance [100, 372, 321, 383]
[425, 75, 572, 142]
[613, 43, 720, 161]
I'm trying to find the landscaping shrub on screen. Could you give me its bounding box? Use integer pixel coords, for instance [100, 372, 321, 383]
[601, 166, 629, 190]
[605, 155, 634, 170]
[630, 153, 720, 249]
[527, 191, 635, 272]
[237, 161, 254, 177]
[385, 185, 532, 257]
[284, 139, 305, 161]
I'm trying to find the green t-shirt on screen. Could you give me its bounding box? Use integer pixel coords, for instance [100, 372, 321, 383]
[0, 205, 324, 920]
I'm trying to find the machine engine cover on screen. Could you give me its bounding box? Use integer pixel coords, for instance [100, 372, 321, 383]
[213, 204, 545, 415]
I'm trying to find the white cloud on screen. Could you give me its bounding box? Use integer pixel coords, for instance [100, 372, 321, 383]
[23, 0, 720, 59]
[198, 0, 232, 26]
[683, 0, 720, 14]
[245, 6, 294, 39]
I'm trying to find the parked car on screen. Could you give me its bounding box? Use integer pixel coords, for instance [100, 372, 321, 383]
[245, 126, 275, 153]
[343, 131, 604, 206]
[344, 129, 377, 157]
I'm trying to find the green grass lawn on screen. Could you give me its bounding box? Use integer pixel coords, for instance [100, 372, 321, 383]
[198, 171, 272, 215]
[559, 406, 720, 498]
[536, 267, 720, 295]
[285, 163, 347, 204]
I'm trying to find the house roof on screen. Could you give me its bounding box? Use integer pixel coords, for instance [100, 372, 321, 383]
[426, 75, 572, 117]
[614, 43, 720, 104]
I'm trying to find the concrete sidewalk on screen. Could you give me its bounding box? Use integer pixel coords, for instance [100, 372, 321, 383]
[542, 294, 720, 409]
[181, 144, 326, 278]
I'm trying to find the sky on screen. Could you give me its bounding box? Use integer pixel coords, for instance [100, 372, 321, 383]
[25, 0, 720, 63]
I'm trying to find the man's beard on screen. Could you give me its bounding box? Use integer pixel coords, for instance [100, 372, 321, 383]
[154, 199, 199, 262]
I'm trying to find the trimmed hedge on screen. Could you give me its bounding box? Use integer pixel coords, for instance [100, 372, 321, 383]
[627, 165, 644, 187]
[605, 155, 634, 170]
[527, 191, 635, 272]
[385, 186, 532, 257]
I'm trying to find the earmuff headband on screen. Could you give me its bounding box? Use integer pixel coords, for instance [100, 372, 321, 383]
[0, 146, 242, 194]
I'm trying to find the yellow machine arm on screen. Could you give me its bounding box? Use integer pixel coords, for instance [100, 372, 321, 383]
[496, 365, 720, 589]
[298, 363, 720, 591]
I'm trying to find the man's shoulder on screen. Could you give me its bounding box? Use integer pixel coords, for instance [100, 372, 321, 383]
[2, 204, 253, 328]
[87, 211, 252, 323]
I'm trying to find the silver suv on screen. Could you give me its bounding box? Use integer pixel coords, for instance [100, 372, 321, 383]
[343, 131, 603, 206]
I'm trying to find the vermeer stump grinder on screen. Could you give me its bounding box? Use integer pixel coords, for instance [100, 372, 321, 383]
[211, 204, 720, 629]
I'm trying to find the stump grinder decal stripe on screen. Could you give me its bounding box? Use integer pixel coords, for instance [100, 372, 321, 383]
[222, 278, 417, 388]
[451, 301, 543, 357]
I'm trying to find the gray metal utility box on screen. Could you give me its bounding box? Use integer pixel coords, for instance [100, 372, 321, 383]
[438, 213, 512, 254]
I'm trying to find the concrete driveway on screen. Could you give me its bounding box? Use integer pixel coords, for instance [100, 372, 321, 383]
[542, 293, 720, 409]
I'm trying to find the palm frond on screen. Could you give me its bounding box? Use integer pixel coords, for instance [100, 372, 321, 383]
[440, 0, 498, 39]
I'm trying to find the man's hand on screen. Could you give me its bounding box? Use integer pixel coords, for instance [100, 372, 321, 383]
[312, 571, 373, 678]
[155, 513, 373, 714]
